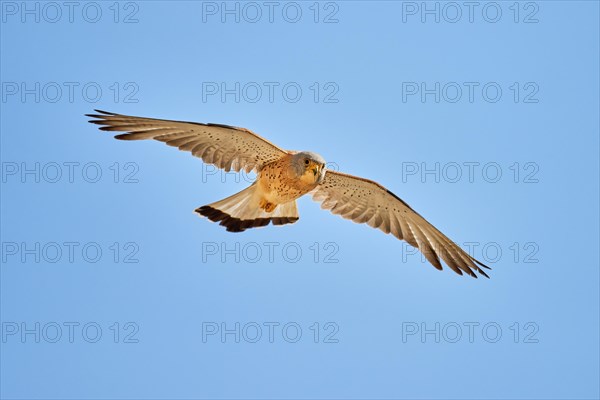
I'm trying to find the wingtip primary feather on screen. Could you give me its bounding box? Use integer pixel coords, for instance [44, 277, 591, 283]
[93, 109, 118, 115]
[474, 258, 492, 270]
[471, 257, 492, 278]
[114, 133, 136, 140]
[86, 109, 119, 122]
[85, 110, 118, 120]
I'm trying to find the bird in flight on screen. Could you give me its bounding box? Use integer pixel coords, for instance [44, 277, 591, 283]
[87, 110, 491, 278]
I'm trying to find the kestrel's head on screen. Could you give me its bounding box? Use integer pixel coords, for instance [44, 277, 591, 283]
[290, 151, 326, 184]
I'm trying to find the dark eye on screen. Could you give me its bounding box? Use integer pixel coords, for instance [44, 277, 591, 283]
[304, 159, 310, 165]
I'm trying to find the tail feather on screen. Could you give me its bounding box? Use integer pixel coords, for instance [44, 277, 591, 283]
[271, 202, 299, 226]
[195, 184, 299, 232]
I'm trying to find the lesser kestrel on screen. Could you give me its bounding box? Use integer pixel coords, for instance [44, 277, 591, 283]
[87, 110, 490, 278]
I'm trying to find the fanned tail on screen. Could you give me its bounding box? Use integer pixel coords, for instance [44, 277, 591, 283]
[195, 184, 299, 232]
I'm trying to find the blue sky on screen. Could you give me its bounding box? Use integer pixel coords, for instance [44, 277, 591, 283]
[1, 1, 599, 399]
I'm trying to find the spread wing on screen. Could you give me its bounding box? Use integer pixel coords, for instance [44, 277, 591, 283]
[312, 170, 491, 278]
[86, 110, 287, 172]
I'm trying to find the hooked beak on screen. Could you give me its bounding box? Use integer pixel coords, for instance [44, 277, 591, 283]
[311, 163, 324, 182]
[311, 162, 322, 177]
